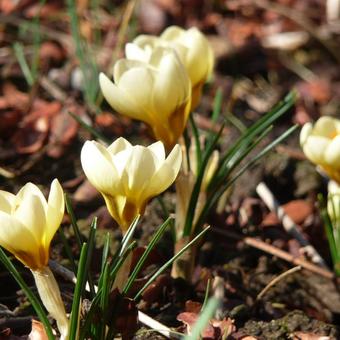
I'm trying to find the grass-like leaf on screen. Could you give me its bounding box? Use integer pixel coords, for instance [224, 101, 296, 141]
[319, 194, 340, 276]
[182, 124, 225, 237]
[0, 249, 54, 339]
[69, 242, 89, 340]
[68, 111, 110, 144]
[65, 193, 84, 248]
[209, 91, 296, 191]
[13, 42, 34, 86]
[196, 124, 298, 232]
[123, 217, 173, 295]
[58, 228, 77, 274]
[66, 0, 99, 111]
[134, 226, 210, 300]
[183, 297, 220, 340]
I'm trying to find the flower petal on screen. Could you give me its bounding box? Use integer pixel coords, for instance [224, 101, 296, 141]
[99, 73, 150, 124]
[325, 135, 340, 169]
[45, 179, 64, 248]
[124, 146, 156, 197]
[161, 26, 184, 40]
[0, 191, 15, 213]
[0, 211, 41, 268]
[147, 141, 166, 165]
[300, 122, 313, 146]
[107, 137, 132, 155]
[313, 116, 340, 138]
[143, 144, 182, 199]
[13, 192, 47, 244]
[152, 49, 190, 117]
[125, 43, 151, 62]
[111, 148, 132, 177]
[302, 135, 330, 165]
[16, 183, 47, 210]
[116, 65, 155, 114]
[81, 141, 121, 195]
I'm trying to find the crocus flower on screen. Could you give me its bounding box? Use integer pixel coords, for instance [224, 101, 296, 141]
[81, 137, 182, 232]
[0, 180, 68, 338]
[0, 179, 64, 270]
[125, 25, 214, 110]
[300, 116, 340, 183]
[99, 47, 191, 149]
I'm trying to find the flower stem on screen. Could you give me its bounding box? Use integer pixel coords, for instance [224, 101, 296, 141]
[32, 266, 69, 339]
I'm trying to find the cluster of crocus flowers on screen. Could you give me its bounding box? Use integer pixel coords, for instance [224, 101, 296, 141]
[81, 137, 182, 233]
[0, 180, 69, 339]
[300, 116, 340, 183]
[100, 48, 191, 149]
[99, 25, 213, 149]
[125, 26, 214, 110]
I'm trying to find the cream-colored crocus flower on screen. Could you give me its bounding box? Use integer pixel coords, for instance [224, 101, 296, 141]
[81, 138, 182, 233]
[0, 179, 64, 270]
[125, 25, 214, 110]
[99, 47, 191, 149]
[300, 116, 340, 184]
[0, 180, 68, 339]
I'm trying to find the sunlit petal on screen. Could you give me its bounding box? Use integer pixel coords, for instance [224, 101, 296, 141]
[0, 191, 16, 213]
[0, 212, 41, 268]
[81, 140, 121, 194]
[45, 179, 65, 247]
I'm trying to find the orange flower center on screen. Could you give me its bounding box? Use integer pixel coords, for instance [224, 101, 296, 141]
[329, 131, 339, 139]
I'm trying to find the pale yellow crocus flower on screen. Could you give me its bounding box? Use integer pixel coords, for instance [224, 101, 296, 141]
[0, 180, 68, 339]
[81, 138, 182, 233]
[300, 116, 340, 184]
[99, 47, 191, 149]
[125, 25, 214, 110]
[0, 179, 64, 270]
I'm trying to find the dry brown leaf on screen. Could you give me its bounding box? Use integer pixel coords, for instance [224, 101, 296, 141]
[177, 312, 216, 338]
[3, 83, 30, 112]
[0, 0, 32, 13]
[73, 180, 101, 204]
[292, 332, 331, 340]
[298, 80, 332, 104]
[47, 110, 78, 158]
[12, 115, 49, 154]
[262, 200, 313, 227]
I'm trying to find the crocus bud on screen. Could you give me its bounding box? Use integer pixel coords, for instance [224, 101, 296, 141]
[126, 25, 214, 110]
[328, 180, 340, 228]
[99, 47, 191, 149]
[0, 179, 64, 270]
[300, 116, 340, 183]
[187, 137, 219, 191]
[81, 138, 182, 232]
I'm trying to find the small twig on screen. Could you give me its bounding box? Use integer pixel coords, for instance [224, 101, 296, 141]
[211, 229, 334, 279]
[254, 0, 340, 64]
[39, 76, 67, 102]
[49, 260, 176, 339]
[256, 182, 329, 269]
[212, 276, 224, 320]
[275, 145, 306, 161]
[256, 266, 301, 300]
[194, 114, 229, 135]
